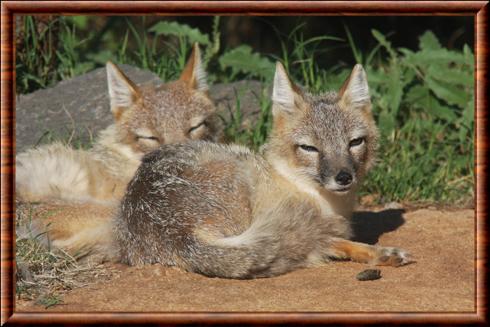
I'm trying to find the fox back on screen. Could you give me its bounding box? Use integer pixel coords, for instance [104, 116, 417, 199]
[113, 63, 404, 279]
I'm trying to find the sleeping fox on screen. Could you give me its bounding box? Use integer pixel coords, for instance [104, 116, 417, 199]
[16, 43, 220, 204]
[16, 44, 221, 260]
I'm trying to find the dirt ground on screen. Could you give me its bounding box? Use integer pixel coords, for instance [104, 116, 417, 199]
[16, 207, 475, 312]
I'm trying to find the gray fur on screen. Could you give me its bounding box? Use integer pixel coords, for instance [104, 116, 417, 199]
[113, 64, 380, 279]
[115, 142, 351, 278]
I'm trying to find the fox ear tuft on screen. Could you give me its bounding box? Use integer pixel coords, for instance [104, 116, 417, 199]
[106, 62, 139, 119]
[179, 43, 208, 92]
[272, 62, 302, 115]
[339, 64, 371, 111]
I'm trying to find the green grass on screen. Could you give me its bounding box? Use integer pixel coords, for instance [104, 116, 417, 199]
[221, 87, 272, 150]
[33, 126, 95, 150]
[35, 294, 63, 309]
[15, 16, 474, 205]
[16, 202, 114, 304]
[16, 17, 95, 93]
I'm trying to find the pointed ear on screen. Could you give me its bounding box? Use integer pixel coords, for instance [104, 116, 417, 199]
[338, 64, 371, 111]
[106, 61, 140, 119]
[272, 62, 303, 116]
[179, 43, 208, 91]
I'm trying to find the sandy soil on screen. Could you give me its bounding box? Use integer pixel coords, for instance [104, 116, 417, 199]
[16, 208, 475, 312]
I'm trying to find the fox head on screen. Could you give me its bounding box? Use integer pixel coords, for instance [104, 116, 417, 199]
[105, 43, 219, 157]
[266, 62, 379, 195]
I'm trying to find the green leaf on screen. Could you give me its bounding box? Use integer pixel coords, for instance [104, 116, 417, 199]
[463, 44, 473, 60]
[345, 25, 363, 63]
[67, 16, 89, 29]
[426, 65, 473, 86]
[419, 30, 441, 51]
[403, 48, 469, 67]
[400, 65, 416, 89]
[378, 111, 396, 136]
[386, 64, 403, 116]
[462, 44, 475, 71]
[219, 45, 274, 81]
[405, 85, 427, 104]
[86, 50, 113, 65]
[425, 76, 469, 108]
[203, 16, 221, 64]
[371, 29, 397, 59]
[149, 21, 210, 45]
[405, 85, 457, 121]
[462, 94, 475, 122]
[428, 101, 457, 121]
[364, 67, 384, 86]
[72, 62, 94, 76]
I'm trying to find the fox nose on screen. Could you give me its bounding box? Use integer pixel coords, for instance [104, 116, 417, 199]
[335, 171, 353, 186]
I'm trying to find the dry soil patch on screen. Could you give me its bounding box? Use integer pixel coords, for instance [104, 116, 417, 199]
[16, 208, 475, 312]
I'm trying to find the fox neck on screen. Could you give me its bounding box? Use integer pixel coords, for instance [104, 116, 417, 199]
[268, 157, 357, 219]
[93, 124, 143, 175]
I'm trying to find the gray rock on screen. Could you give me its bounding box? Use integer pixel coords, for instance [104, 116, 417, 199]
[15, 65, 162, 152]
[209, 79, 268, 131]
[16, 65, 267, 153]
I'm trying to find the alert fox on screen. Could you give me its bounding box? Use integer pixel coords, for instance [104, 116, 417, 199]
[112, 62, 412, 278]
[16, 43, 220, 204]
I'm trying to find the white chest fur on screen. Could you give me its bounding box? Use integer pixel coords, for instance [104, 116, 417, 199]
[270, 159, 355, 219]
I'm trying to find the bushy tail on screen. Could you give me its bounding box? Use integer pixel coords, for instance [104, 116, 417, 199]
[16, 143, 91, 203]
[18, 202, 118, 263]
[182, 201, 351, 279]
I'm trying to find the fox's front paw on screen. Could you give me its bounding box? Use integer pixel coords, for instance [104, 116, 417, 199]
[374, 247, 413, 267]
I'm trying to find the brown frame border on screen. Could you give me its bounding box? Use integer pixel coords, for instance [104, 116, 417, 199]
[1, 1, 487, 325]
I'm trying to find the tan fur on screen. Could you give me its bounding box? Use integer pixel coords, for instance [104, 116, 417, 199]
[16, 127, 141, 204]
[25, 203, 117, 261]
[37, 62, 412, 277]
[326, 238, 411, 266]
[109, 62, 412, 278]
[16, 44, 221, 256]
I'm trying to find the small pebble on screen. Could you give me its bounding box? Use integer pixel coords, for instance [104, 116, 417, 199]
[356, 269, 382, 281]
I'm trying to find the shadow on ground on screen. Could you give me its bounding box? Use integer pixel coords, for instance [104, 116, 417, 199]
[351, 209, 405, 244]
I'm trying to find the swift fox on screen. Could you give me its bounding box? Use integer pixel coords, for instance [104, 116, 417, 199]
[16, 44, 219, 260]
[113, 62, 412, 278]
[16, 43, 220, 204]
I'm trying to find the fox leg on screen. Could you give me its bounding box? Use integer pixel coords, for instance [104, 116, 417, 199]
[326, 238, 412, 267]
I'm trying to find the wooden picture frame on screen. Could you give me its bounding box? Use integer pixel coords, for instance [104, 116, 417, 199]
[1, 1, 487, 324]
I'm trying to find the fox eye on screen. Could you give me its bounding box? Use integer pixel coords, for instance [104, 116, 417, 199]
[188, 121, 206, 134]
[298, 144, 319, 153]
[349, 137, 365, 147]
[136, 135, 159, 142]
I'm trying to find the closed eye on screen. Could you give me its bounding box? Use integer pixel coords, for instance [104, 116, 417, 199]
[298, 144, 319, 153]
[136, 135, 159, 142]
[349, 137, 365, 147]
[188, 121, 206, 134]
